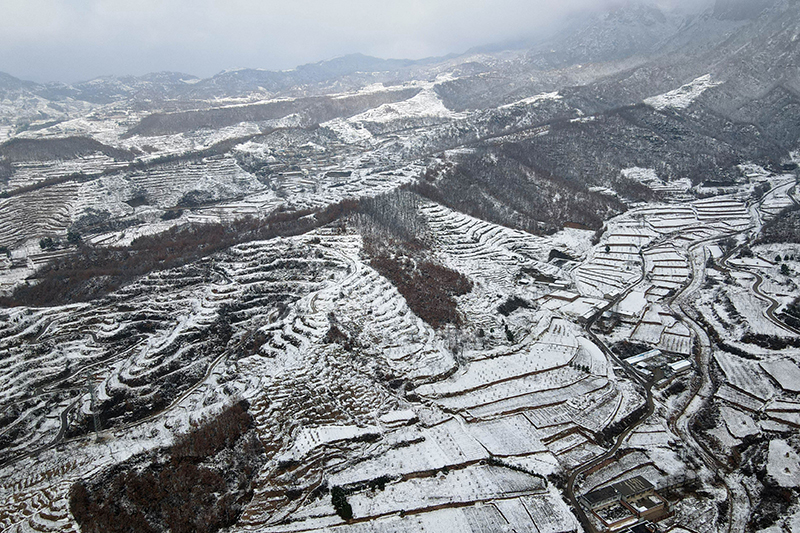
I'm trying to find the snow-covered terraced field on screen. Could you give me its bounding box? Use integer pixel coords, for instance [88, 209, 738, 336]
[248, 485, 577, 533]
[0, 234, 361, 460]
[3, 154, 127, 192]
[574, 194, 755, 308]
[574, 222, 651, 298]
[0, 227, 440, 531]
[419, 202, 552, 282]
[116, 155, 264, 207]
[2, 21, 800, 532]
[714, 351, 777, 403]
[417, 201, 580, 337]
[1, 190, 610, 532]
[0, 175, 773, 533]
[758, 176, 797, 218]
[0, 155, 267, 247]
[636, 196, 751, 236]
[191, 166, 421, 227]
[220, 203, 650, 531]
[0, 182, 80, 247]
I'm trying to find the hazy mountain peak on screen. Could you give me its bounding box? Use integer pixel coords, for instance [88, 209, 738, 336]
[713, 0, 778, 20]
[0, 71, 35, 90]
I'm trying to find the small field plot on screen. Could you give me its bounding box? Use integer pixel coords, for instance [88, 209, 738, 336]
[279, 425, 381, 462]
[605, 227, 655, 248]
[692, 197, 751, 228]
[525, 405, 573, 429]
[465, 414, 548, 456]
[765, 400, 800, 426]
[575, 263, 636, 299]
[415, 343, 576, 399]
[573, 219, 648, 299]
[645, 211, 698, 234]
[560, 297, 608, 321]
[328, 418, 488, 487]
[566, 383, 620, 432]
[464, 376, 609, 420]
[615, 290, 648, 321]
[759, 177, 797, 217]
[259, 502, 515, 532]
[714, 351, 777, 402]
[580, 450, 651, 490]
[643, 247, 686, 264]
[520, 486, 582, 532]
[630, 304, 677, 345]
[281, 493, 577, 533]
[631, 322, 664, 345]
[767, 439, 800, 487]
[659, 322, 692, 355]
[760, 358, 800, 393]
[715, 383, 765, 413]
[626, 420, 674, 447]
[674, 227, 718, 245]
[346, 464, 546, 519]
[766, 410, 800, 427]
[720, 405, 760, 439]
[557, 440, 608, 470]
[575, 337, 609, 375]
[434, 366, 588, 413]
[643, 246, 690, 295]
[727, 256, 774, 269]
[725, 284, 789, 337]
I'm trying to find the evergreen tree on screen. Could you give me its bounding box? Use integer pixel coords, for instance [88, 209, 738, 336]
[331, 486, 353, 521]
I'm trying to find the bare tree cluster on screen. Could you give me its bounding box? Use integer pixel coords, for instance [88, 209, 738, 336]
[70, 401, 265, 533]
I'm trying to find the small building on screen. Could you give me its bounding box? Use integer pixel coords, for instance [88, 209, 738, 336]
[594, 504, 638, 531]
[581, 476, 668, 532]
[625, 493, 668, 522]
[550, 290, 580, 302]
[620, 523, 657, 533]
[10, 249, 28, 269]
[581, 486, 621, 510]
[615, 476, 667, 521]
[669, 359, 692, 374]
[625, 349, 661, 366]
[615, 476, 654, 500]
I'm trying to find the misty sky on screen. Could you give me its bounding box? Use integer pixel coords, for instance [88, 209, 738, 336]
[0, 0, 710, 83]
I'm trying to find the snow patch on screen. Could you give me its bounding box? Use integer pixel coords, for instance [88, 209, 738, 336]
[548, 226, 595, 260]
[500, 91, 561, 109]
[321, 117, 374, 144]
[622, 167, 661, 184]
[644, 74, 722, 111]
[378, 409, 417, 427]
[349, 88, 457, 123]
